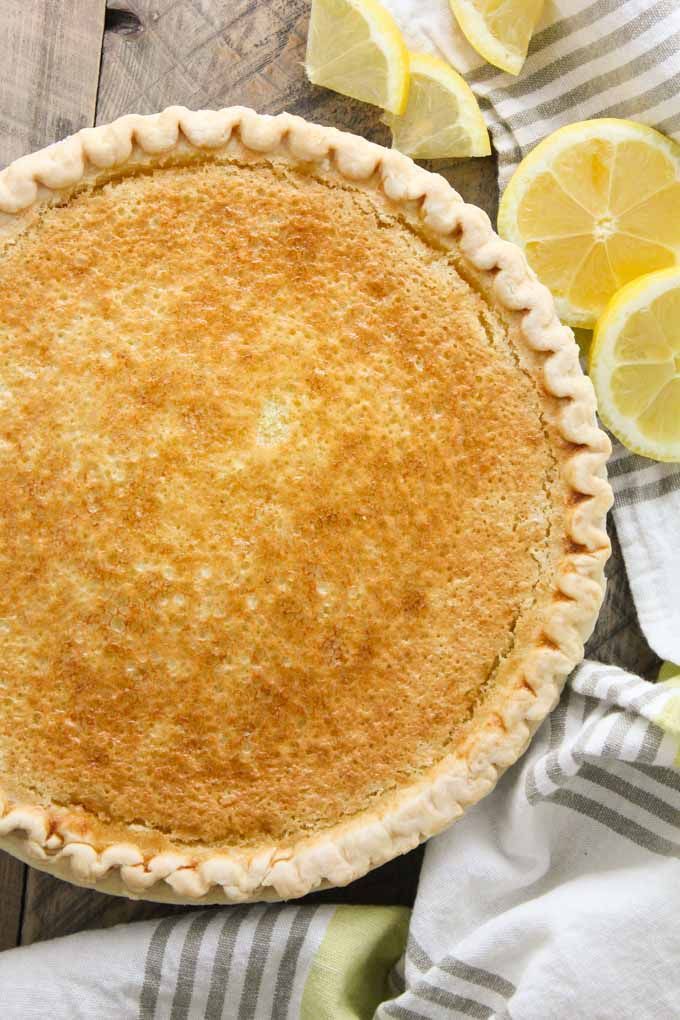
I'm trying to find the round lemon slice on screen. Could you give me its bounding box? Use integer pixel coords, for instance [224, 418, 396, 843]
[450, 0, 544, 76]
[385, 53, 490, 159]
[499, 119, 680, 329]
[305, 0, 409, 115]
[590, 266, 680, 463]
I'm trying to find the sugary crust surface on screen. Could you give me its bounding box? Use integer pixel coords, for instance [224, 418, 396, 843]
[0, 107, 612, 902]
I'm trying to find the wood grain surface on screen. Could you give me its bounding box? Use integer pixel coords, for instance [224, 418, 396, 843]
[0, 0, 657, 950]
[0, 854, 25, 952]
[0, 0, 106, 167]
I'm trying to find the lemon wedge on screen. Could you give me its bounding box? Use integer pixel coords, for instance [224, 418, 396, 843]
[499, 119, 680, 329]
[305, 0, 409, 115]
[450, 0, 544, 76]
[385, 53, 490, 159]
[590, 266, 680, 462]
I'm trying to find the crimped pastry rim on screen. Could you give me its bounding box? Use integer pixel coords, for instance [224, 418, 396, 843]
[0, 106, 612, 903]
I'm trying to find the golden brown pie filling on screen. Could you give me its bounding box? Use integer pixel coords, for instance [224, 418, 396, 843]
[0, 162, 558, 848]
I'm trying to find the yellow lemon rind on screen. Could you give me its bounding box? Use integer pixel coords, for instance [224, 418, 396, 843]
[449, 0, 537, 76]
[306, 0, 410, 115]
[498, 119, 680, 329]
[590, 266, 680, 463]
[387, 52, 490, 159]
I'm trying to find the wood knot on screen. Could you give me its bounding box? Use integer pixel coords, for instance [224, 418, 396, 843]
[105, 6, 144, 36]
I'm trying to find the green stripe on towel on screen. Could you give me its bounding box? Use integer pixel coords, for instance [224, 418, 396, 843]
[301, 906, 409, 1020]
[655, 669, 680, 765]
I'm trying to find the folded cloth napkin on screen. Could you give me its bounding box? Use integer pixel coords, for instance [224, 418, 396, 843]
[1, 3, 679, 1018]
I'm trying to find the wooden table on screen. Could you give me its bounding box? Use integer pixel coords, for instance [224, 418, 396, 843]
[0, 0, 658, 950]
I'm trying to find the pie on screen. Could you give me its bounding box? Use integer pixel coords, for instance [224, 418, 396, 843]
[0, 107, 612, 902]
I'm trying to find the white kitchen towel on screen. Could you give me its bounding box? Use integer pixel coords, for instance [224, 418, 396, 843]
[376, 661, 680, 1020]
[607, 445, 680, 665]
[0, 902, 334, 1020]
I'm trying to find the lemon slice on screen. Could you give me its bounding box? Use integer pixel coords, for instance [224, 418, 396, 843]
[590, 266, 680, 462]
[450, 0, 544, 76]
[306, 0, 409, 115]
[499, 119, 680, 328]
[384, 53, 490, 159]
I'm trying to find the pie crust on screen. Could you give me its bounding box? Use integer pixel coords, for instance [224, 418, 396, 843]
[0, 107, 612, 903]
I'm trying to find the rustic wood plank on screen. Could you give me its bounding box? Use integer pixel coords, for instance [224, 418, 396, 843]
[0, 0, 107, 167]
[20, 870, 194, 947]
[0, 854, 25, 951]
[586, 519, 660, 682]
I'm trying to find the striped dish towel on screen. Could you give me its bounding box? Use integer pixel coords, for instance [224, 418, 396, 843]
[466, 0, 680, 188]
[0, 904, 411, 1018]
[0, 652, 677, 1018]
[377, 662, 680, 1020]
[1, 4, 679, 1019]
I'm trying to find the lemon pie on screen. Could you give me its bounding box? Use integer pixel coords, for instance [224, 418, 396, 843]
[0, 107, 611, 902]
